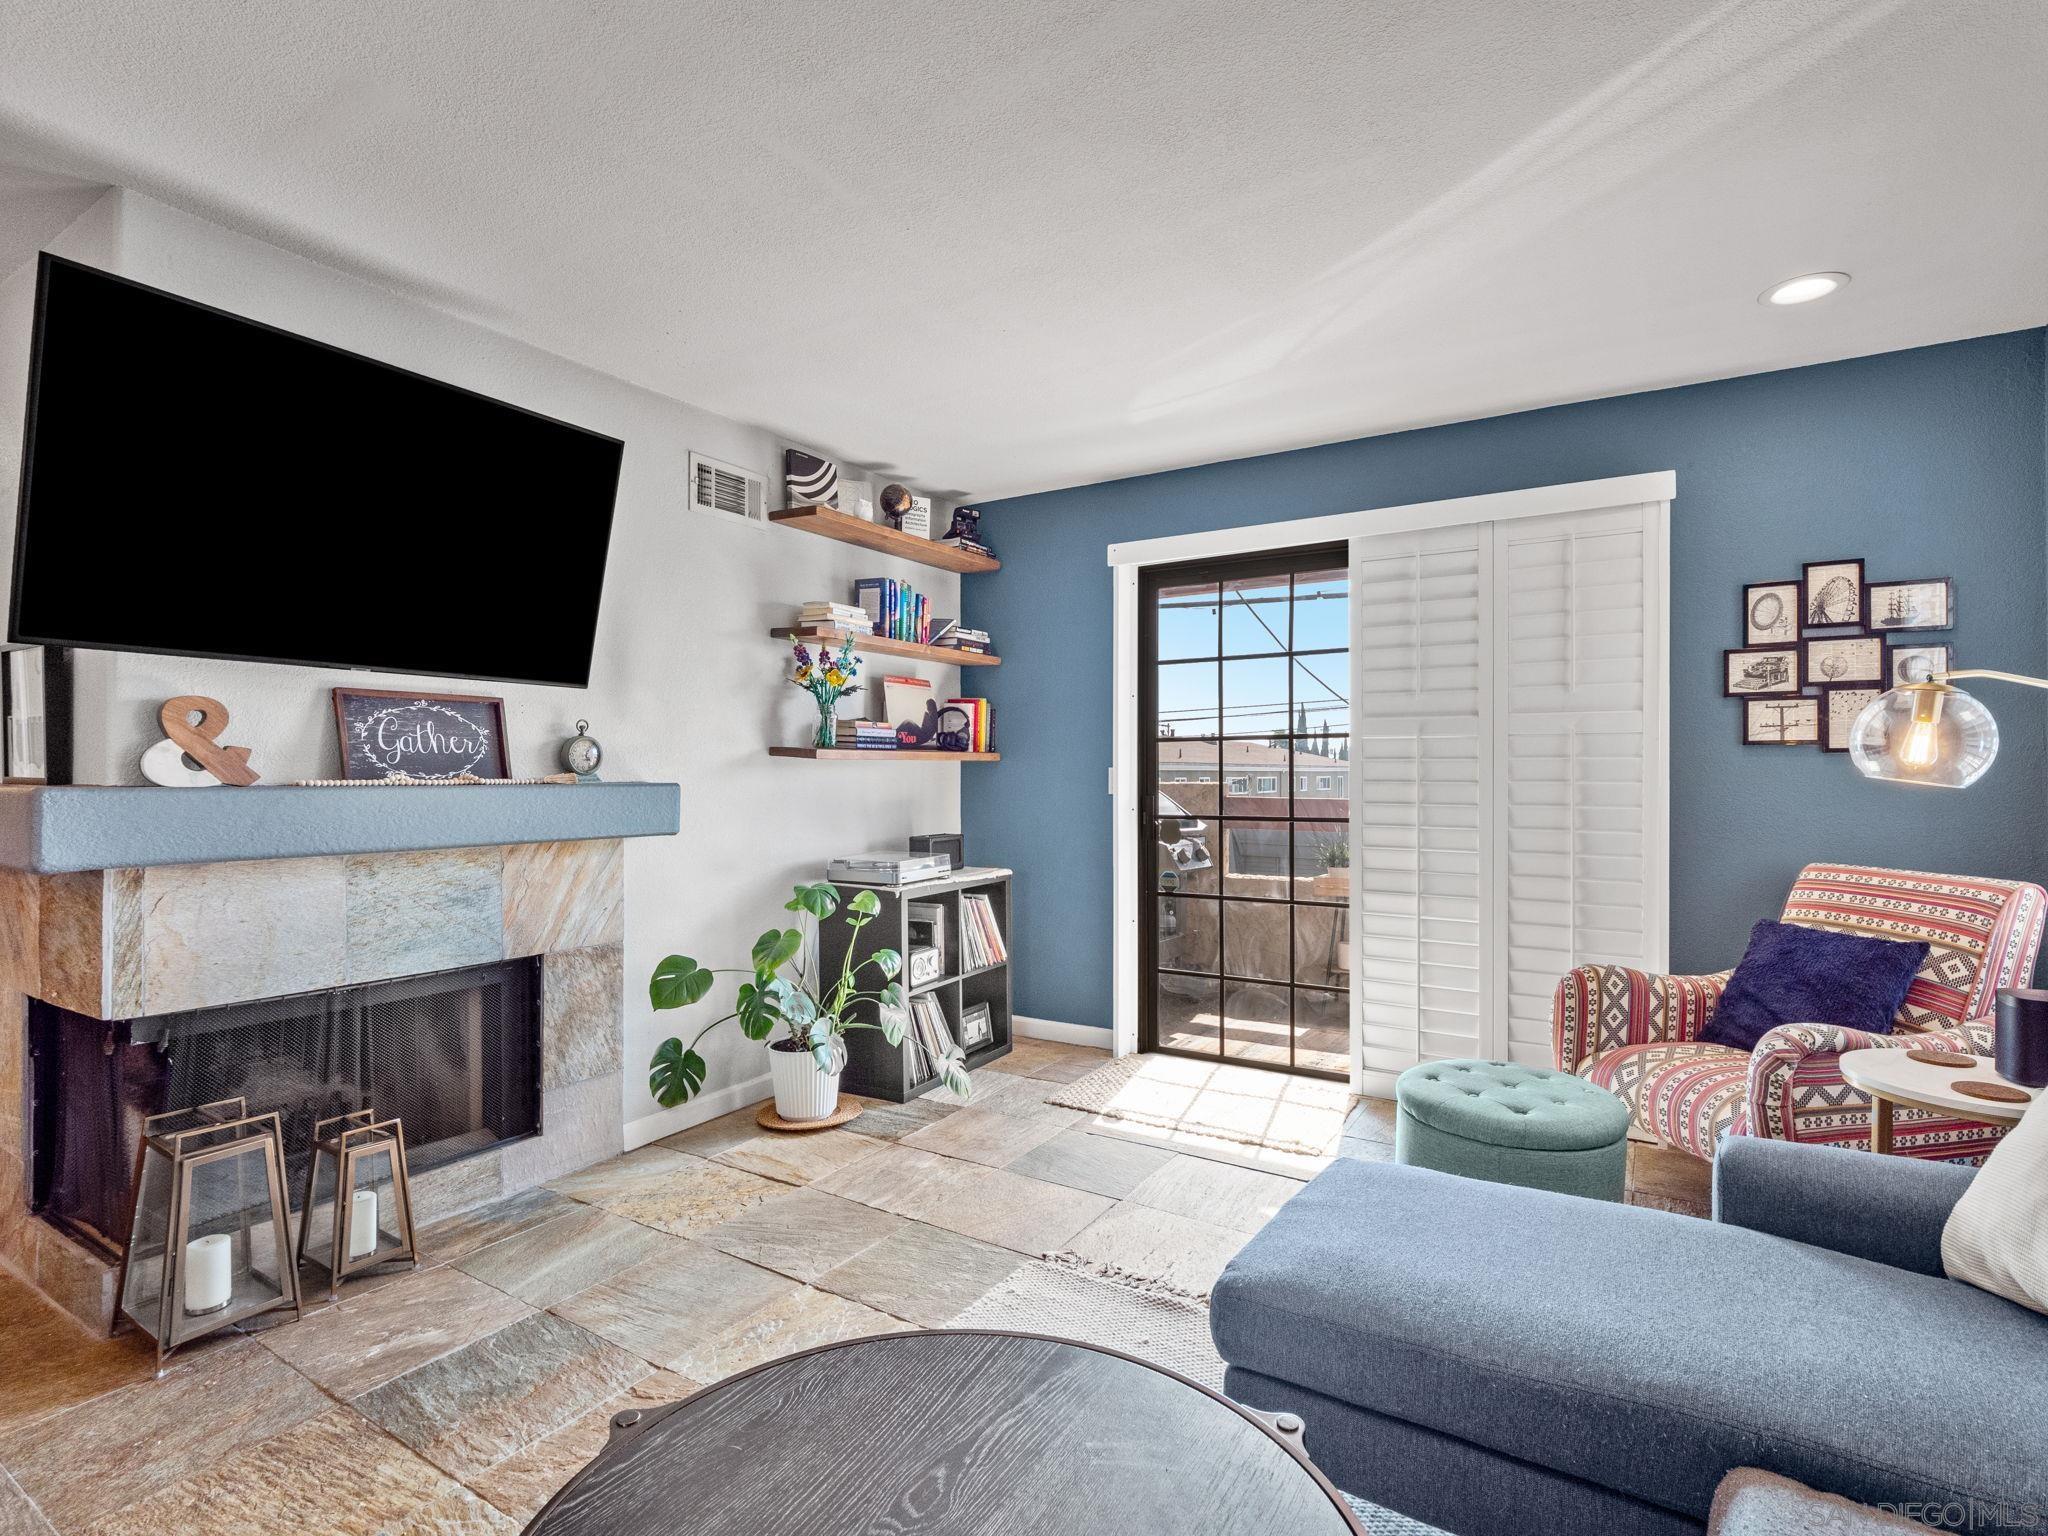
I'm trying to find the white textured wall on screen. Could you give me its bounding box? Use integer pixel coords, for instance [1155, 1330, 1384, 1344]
[0, 189, 963, 1143]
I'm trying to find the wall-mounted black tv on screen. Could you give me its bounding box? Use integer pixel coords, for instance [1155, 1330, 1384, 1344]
[10, 255, 623, 688]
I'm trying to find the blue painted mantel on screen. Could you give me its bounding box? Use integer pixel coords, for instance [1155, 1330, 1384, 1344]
[0, 781, 680, 873]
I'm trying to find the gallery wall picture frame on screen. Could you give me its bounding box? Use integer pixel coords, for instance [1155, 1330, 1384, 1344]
[1820, 685, 1885, 753]
[1865, 577, 1954, 633]
[1742, 581, 1800, 646]
[332, 688, 511, 780]
[1801, 558, 1866, 630]
[1743, 696, 1819, 746]
[1804, 634, 1884, 686]
[1888, 642, 1952, 686]
[1723, 646, 1803, 697]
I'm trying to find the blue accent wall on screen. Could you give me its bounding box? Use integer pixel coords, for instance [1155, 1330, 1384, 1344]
[965, 330, 2048, 1030]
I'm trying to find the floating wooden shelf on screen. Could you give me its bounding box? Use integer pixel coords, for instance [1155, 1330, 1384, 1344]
[770, 626, 1000, 667]
[768, 747, 999, 762]
[770, 505, 1000, 574]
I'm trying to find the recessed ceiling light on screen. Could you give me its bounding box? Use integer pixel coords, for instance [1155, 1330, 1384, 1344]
[1761, 272, 1849, 306]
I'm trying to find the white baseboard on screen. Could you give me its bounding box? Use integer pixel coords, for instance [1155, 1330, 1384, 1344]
[622, 1070, 771, 1150]
[1356, 1068, 1401, 1102]
[1012, 1015, 1112, 1047]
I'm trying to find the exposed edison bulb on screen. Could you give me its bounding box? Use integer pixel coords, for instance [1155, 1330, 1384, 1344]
[1895, 720, 1941, 771]
[1896, 692, 1945, 772]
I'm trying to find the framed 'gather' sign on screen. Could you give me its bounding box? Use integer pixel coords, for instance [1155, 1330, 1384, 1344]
[332, 688, 510, 780]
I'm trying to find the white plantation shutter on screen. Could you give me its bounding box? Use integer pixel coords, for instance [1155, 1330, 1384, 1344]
[1496, 506, 1664, 1067]
[1350, 502, 1665, 1082]
[1352, 526, 1489, 1078]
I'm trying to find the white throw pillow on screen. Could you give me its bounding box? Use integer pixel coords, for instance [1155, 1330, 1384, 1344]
[1942, 1102, 2048, 1314]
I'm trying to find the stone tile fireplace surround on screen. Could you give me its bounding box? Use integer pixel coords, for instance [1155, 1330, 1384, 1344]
[0, 783, 678, 1331]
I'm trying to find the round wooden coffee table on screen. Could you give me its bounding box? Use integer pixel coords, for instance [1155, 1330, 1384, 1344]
[524, 1330, 1367, 1535]
[1839, 1047, 2039, 1153]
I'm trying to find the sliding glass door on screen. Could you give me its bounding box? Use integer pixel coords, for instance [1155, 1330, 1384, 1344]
[1139, 547, 1350, 1078]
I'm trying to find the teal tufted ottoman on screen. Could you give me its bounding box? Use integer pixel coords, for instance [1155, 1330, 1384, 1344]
[1393, 1059, 1628, 1201]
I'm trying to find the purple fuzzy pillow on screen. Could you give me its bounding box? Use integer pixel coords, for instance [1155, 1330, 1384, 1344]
[1701, 920, 1929, 1053]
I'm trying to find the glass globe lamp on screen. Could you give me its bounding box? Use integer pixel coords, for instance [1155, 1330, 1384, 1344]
[1848, 682, 1999, 789]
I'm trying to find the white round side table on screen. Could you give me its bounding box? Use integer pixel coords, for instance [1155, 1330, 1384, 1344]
[1838, 1047, 2038, 1154]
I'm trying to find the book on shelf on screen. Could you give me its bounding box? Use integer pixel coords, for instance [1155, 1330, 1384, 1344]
[959, 891, 1008, 970]
[848, 721, 898, 751]
[931, 626, 994, 656]
[853, 578, 934, 645]
[798, 600, 873, 633]
[944, 697, 993, 753]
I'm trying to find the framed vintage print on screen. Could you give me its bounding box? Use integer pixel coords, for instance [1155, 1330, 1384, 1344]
[1821, 686, 1884, 754]
[1866, 577, 1953, 633]
[1742, 581, 1800, 645]
[1804, 634, 1884, 686]
[1888, 642, 1952, 686]
[1723, 646, 1802, 697]
[1801, 559, 1865, 629]
[957, 1002, 994, 1050]
[1743, 696, 1819, 746]
[332, 688, 511, 780]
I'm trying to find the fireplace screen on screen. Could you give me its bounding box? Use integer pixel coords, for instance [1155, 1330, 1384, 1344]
[29, 959, 541, 1258]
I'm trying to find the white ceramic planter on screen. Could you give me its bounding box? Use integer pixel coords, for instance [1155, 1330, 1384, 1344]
[768, 1041, 840, 1121]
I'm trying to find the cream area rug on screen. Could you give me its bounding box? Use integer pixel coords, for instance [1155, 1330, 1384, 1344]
[950, 1253, 1225, 1390]
[1046, 1053, 1351, 1167]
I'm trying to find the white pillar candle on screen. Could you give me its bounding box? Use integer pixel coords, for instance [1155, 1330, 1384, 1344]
[348, 1188, 378, 1260]
[185, 1232, 232, 1314]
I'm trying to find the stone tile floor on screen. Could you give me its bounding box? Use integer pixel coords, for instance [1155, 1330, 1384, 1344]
[0, 1040, 1710, 1534]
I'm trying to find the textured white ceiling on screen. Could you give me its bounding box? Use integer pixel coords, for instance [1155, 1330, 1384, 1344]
[2, 0, 2043, 498]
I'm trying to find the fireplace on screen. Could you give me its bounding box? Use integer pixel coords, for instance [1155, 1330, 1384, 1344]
[28, 959, 542, 1261]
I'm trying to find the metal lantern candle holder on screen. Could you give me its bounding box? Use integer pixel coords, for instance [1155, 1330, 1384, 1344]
[114, 1097, 302, 1370]
[298, 1109, 418, 1299]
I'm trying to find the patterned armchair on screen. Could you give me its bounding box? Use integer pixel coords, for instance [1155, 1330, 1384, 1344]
[1553, 864, 2046, 1162]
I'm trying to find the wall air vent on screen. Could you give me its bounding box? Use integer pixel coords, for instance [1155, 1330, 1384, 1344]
[688, 452, 766, 525]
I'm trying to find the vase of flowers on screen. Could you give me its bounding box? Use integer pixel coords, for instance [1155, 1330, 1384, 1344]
[648, 882, 971, 1123]
[792, 636, 860, 749]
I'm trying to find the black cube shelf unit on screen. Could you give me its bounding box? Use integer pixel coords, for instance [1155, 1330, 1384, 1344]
[822, 866, 1012, 1103]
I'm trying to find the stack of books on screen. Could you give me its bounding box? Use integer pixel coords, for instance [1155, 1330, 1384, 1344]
[848, 721, 897, 752]
[797, 600, 873, 633]
[945, 697, 993, 752]
[826, 852, 953, 886]
[854, 578, 931, 644]
[930, 621, 995, 656]
[960, 893, 1008, 969]
[939, 531, 995, 560]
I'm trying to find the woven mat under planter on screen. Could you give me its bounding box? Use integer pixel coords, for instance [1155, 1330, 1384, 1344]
[1045, 1053, 1351, 1161]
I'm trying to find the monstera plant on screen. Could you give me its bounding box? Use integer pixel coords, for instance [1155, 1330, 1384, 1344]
[648, 881, 970, 1121]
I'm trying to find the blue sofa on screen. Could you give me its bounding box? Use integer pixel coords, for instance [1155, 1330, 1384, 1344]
[1209, 1138, 2048, 1535]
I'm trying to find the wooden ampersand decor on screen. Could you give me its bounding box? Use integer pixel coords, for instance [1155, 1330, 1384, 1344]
[143, 696, 261, 787]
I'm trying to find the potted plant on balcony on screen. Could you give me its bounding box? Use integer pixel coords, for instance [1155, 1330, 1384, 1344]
[647, 881, 970, 1122]
[1310, 833, 1351, 900]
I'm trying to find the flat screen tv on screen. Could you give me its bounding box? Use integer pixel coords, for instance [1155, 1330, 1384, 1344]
[10, 255, 623, 687]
